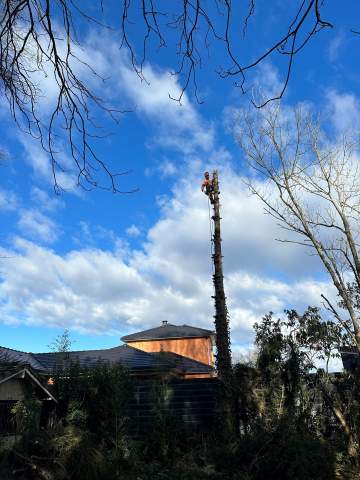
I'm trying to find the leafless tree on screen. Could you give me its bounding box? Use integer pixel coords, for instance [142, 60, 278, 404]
[234, 103, 360, 353]
[0, 1, 354, 192]
[0, 0, 134, 193]
[119, 0, 333, 107]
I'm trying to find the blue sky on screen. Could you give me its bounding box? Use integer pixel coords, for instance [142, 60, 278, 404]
[1, 1, 360, 357]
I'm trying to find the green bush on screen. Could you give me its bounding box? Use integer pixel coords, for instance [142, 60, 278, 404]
[66, 401, 87, 428]
[10, 398, 42, 434]
[209, 426, 336, 480]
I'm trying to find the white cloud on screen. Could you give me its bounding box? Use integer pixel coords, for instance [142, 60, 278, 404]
[0, 24, 87, 192]
[326, 89, 360, 133]
[0, 48, 348, 353]
[327, 32, 345, 63]
[31, 187, 65, 212]
[0, 237, 210, 335]
[72, 221, 117, 247]
[0, 189, 18, 211]
[9, 32, 215, 191]
[143, 159, 178, 179]
[116, 60, 214, 154]
[0, 167, 336, 347]
[19, 136, 78, 191]
[17, 210, 60, 244]
[63, 33, 215, 156]
[158, 160, 177, 178]
[126, 224, 141, 237]
[250, 62, 285, 105]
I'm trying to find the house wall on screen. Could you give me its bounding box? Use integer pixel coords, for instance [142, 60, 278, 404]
[0, 379, 27, 401]
[128, 378, 221, 436]
[128, 337, 214, 366]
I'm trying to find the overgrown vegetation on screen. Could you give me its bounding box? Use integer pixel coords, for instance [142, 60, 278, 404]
[0, 309, 359, 479]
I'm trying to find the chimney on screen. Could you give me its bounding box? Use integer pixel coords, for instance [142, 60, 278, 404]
[162, 320, 168, 326]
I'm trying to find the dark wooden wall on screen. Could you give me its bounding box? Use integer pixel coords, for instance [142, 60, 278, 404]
[0, 401, 16, 434]
[127, 378, 221, 436]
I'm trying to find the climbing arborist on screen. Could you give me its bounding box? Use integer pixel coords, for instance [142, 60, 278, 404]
[201, 171, 214, 203]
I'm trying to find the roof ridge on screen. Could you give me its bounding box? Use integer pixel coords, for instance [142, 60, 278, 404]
[0, 346, 47, 371]
[0, 345, 27, 354]
[0, 345, 126, 356]
[121, 323, 215, 342]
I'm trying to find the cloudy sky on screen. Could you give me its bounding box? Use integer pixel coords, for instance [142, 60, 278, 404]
[0, 1, 359, 356]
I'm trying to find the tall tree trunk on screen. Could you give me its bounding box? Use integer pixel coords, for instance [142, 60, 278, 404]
[211, 170, 235, 433]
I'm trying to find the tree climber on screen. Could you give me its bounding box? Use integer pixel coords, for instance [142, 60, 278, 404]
[201, 171, 214, 203]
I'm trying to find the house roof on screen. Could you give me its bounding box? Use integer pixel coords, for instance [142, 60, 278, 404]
[0, 368, 57, 402]
[153, 352, 214, 375]
[0, 346, 47, 371]
[32, 345, 173, 373]
[0, 338, 214, 373]
[121, 322, 215, 342]
[0, 344, 213, 376]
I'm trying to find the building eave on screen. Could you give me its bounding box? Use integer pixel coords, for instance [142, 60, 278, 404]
[0, 368, 57, 403]
[124, 334, 213, 342]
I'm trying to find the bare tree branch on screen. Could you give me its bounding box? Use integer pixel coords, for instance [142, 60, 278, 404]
[118, 1, 333, 106]
[234, 103, 360, 352]
[0, 0, 136, 193]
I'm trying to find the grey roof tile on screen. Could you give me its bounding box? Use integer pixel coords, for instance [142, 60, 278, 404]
[0, 343, 214, 376]
[0, 346, 47, 371]
[155, 352, 214, 374]
[32, 345, 173, 372]
[121, 323, 215, 342]
[0, 344, 172, 373]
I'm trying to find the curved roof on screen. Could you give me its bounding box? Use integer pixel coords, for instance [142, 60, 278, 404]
[0, 344, 214, 376]
[0, 344, 171, 373]
[0, 346, 47, 371]
[32, 345, 172, 372]
[121, 323, 215, 342]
